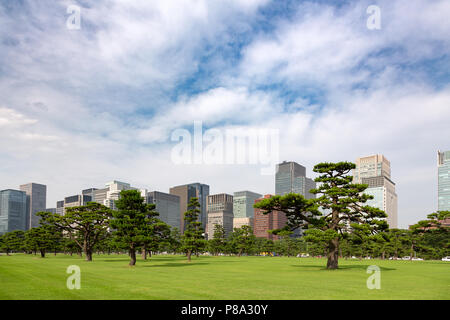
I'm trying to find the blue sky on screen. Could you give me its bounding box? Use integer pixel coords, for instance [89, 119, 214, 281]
[0, 0, 449, 228]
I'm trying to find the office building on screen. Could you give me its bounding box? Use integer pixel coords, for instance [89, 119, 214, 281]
[189, 183, 209, 230]
[103, 181, 135, 210]
[56, 200, 64, 215]
[275, 161, 315, 237]
[253, 195, 287, 240]
[353, 154, 398, 228]
[233, 191, 261, 229]
[147, 191, 181, 230]
[63, 194, 92, 214]
[170, 183, 209, 233]
[92, 181, 137, 210]
[438, 150, 450, 211]
[206, 193, 233, 239]
[82, 188, 98, 199]
[20, 183, 46, 229]
[0, 189, 27, 235]
[275, 161, 316, 199]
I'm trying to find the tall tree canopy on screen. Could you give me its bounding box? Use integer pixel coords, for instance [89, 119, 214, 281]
[181, 197, 206, 262]
[208, 224, 227, 256]
[48, 202, 112, 261]
[25, 212, 62, 257]
[230, 225, 256, 257]
[254, 161, 388, 269]
[110, 190, 169, 266]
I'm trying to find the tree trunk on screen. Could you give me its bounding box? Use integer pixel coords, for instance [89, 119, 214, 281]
[142, 248, 147, 260]
[326, 238, 339, 269]
[381, 251, 385, 260]
[40, 250, 45, 258]
[85, 250, 93, 261]
[148, 251, 152, 257]
[238, 248, 243, 257]
[187, 249, 192, 262]
[129, 248, 136, 266]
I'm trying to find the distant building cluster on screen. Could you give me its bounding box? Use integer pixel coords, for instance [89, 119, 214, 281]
[2, 151, 448, 236]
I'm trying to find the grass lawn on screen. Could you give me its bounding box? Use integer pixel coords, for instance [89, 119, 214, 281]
[0, 253, 448, 299]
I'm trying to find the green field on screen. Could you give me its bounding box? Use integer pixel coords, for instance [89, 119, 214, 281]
[0, 254, 448, 299]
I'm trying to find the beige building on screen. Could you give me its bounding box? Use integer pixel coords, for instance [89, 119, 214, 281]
[206, 193, 233, 239]
[233, 217, 254, 230]
[353, 154, 398, 228]
[354, 154, 391, 182]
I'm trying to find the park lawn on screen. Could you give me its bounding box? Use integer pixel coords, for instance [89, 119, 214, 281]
[0, 254, 448, 300]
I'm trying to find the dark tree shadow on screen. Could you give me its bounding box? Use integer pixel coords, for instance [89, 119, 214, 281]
[290, 265, 396, 271]
[142, 262, 211, 268]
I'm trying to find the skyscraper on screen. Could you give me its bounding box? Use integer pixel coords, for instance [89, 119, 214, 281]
[275, 161, 315, 237]
[91, 181, 138, 210]
[438, 150, 450, 211]
[170, 183, 209, 233]
[20, 183, 46, 229]
[63, 194, 92, 214]
[147, 191, 181, 230]
[353, 154, 398, 228]
[187, 183, 209, 231]
[0, 189, 27, 235]
[56, 200, 64, 215]
[206, 193, 233, 239]
[233, 191, 261, 229]
[275, 161, 316, 198]
[103, 181, 135, 210]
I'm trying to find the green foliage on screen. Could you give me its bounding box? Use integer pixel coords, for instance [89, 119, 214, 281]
[47, 202, 112, 261]
[181, 197, 206, 261]
[253, 193, 320, 231]
[208, 224, 227, 255]
[110, 190, 169, 265]
[229, 225, 256, 256]
[0, 230, 25, 254]
[254, 162, 388, 269]
[253, 237, 275, 255]
[25, 211, 64, 257]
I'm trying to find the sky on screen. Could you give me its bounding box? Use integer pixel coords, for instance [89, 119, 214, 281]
[0, 0, 449, 228]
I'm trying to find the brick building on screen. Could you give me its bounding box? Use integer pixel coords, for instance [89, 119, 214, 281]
[253, 194, 288, 240]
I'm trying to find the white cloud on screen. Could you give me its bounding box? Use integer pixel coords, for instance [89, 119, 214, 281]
[0, 0, 448, 229]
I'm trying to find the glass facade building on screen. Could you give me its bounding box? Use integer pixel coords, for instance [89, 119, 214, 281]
[0, 189, 27, 235]
[147, 191, 181, 230]
[170, 182, 209, 233]
[438, 150, 450, 211]
[275, 161, 316, 198]
[233, 191, 262, 218]
[20, 183, 46, 229]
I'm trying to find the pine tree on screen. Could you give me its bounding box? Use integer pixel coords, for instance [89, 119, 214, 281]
[110, 190, 167, 266]
[181, 197, 206, 262]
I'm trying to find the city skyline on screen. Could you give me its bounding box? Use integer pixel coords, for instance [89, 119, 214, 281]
[1, 1, 449, 230]
[2, 150, 447, 232]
